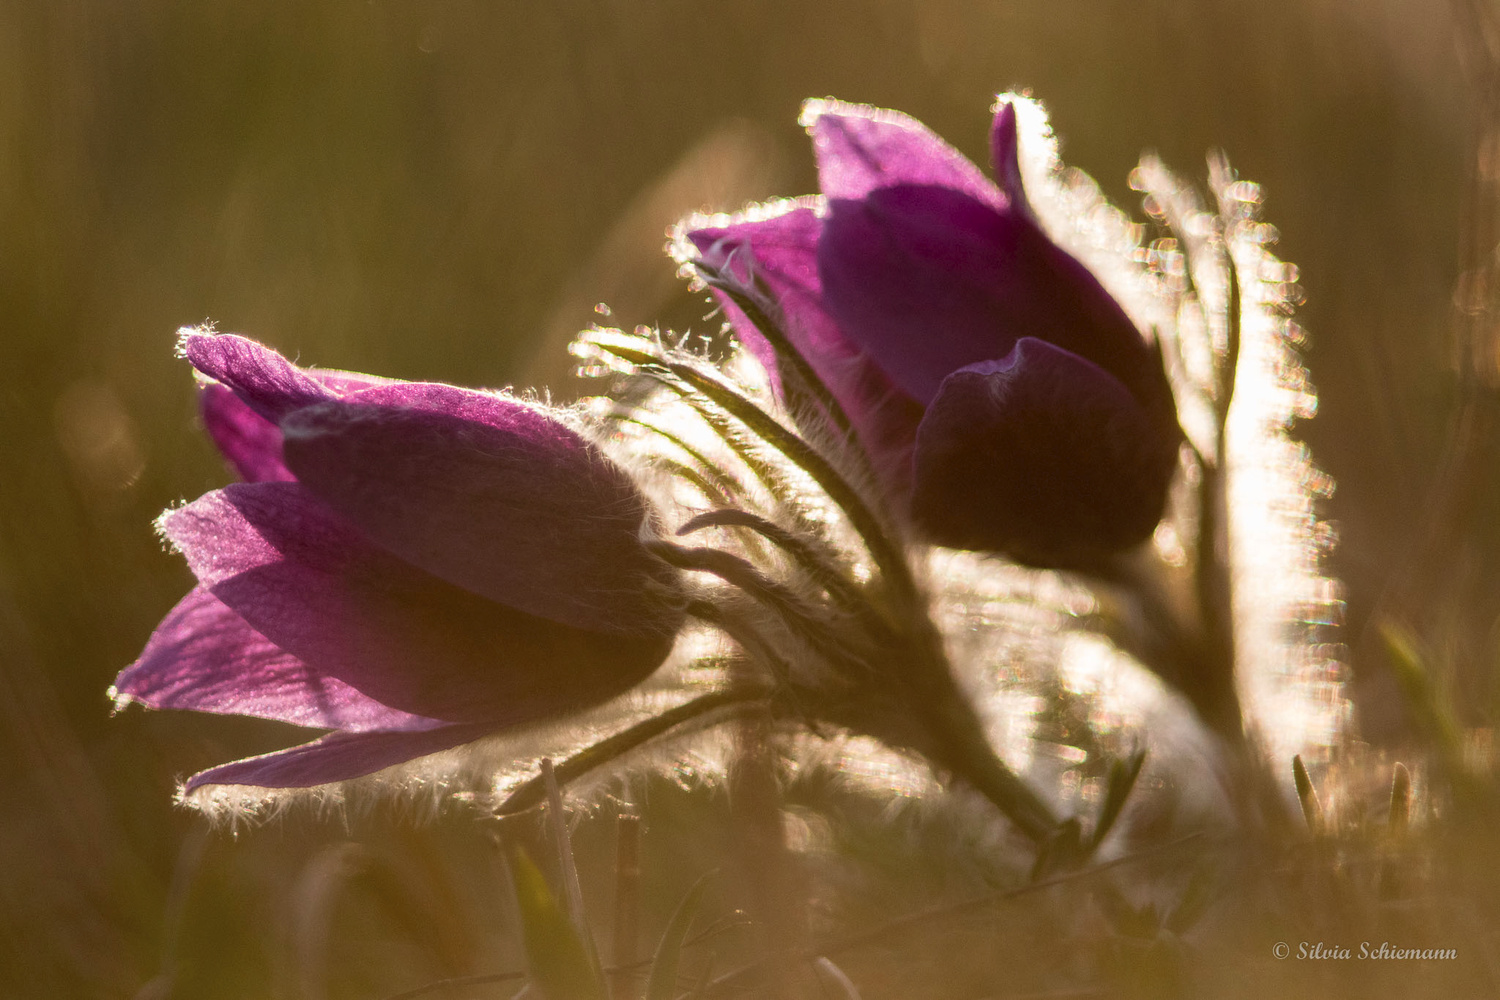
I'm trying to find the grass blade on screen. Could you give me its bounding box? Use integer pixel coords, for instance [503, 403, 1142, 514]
[1291, 754, 1322, 835]
[507, 847, 607, 1000]
[644, 873, 711, 1000]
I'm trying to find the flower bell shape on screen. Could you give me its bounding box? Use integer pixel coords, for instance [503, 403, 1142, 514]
[683, 98, 1182, 568]
[112, 331, 685, 793]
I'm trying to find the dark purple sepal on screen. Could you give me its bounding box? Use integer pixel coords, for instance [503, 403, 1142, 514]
[280, 384, 683, 636]
[910, 338, 1179, 567]
[820, 183, 1157, 406]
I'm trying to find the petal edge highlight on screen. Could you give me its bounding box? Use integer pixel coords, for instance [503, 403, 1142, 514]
[182, 723, 495, 792]
[801, 99, 1003, 209]
[114, 586, 440, 732]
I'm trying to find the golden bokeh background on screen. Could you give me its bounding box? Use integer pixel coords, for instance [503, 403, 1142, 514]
[1, 2, 1493, 995]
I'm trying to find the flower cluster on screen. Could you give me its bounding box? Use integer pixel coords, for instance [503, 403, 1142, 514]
[113, 94, 1338, 843]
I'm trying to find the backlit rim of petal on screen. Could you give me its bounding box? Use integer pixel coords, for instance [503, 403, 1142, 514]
[989, 101, 1031, 214]
[181, 722, 495, 792]
[179, 329, 332, 423]
[800, 98, 1003, 209]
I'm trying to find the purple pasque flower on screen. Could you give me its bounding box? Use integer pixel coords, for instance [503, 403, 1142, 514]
[113, 330, 685, 794]
[682, 98, 1182, 568]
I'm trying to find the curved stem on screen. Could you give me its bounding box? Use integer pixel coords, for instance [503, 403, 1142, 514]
[1084, 553, 1242, 742]
[907, 643, 1061, 843]
[494, 687, 773, 815]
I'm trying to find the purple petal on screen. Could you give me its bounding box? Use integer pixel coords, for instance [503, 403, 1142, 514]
[116, 587, 438, 734]
[686, 207, 924, 491]
[162, 483, 677, 724]
[114, 587, 439, 732]
[802, 100, 1004, 209]
[183, 722, 494, 792]
[182, 331, 333, 422]
[910, 338, 1179, 565]
[200, 384, 297, 483]
[281, 384, 683, 636]
[989, 101, 1030, 213]
[200, 369, 394, 483]
[688, 206, 829, 388]
[819, 183, 1156, 405]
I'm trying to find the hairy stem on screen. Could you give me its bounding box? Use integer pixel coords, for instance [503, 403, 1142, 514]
[495, 688, 773, 815]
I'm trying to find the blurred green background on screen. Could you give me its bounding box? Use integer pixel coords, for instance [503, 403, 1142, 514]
[0, 1, 1492, 996]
